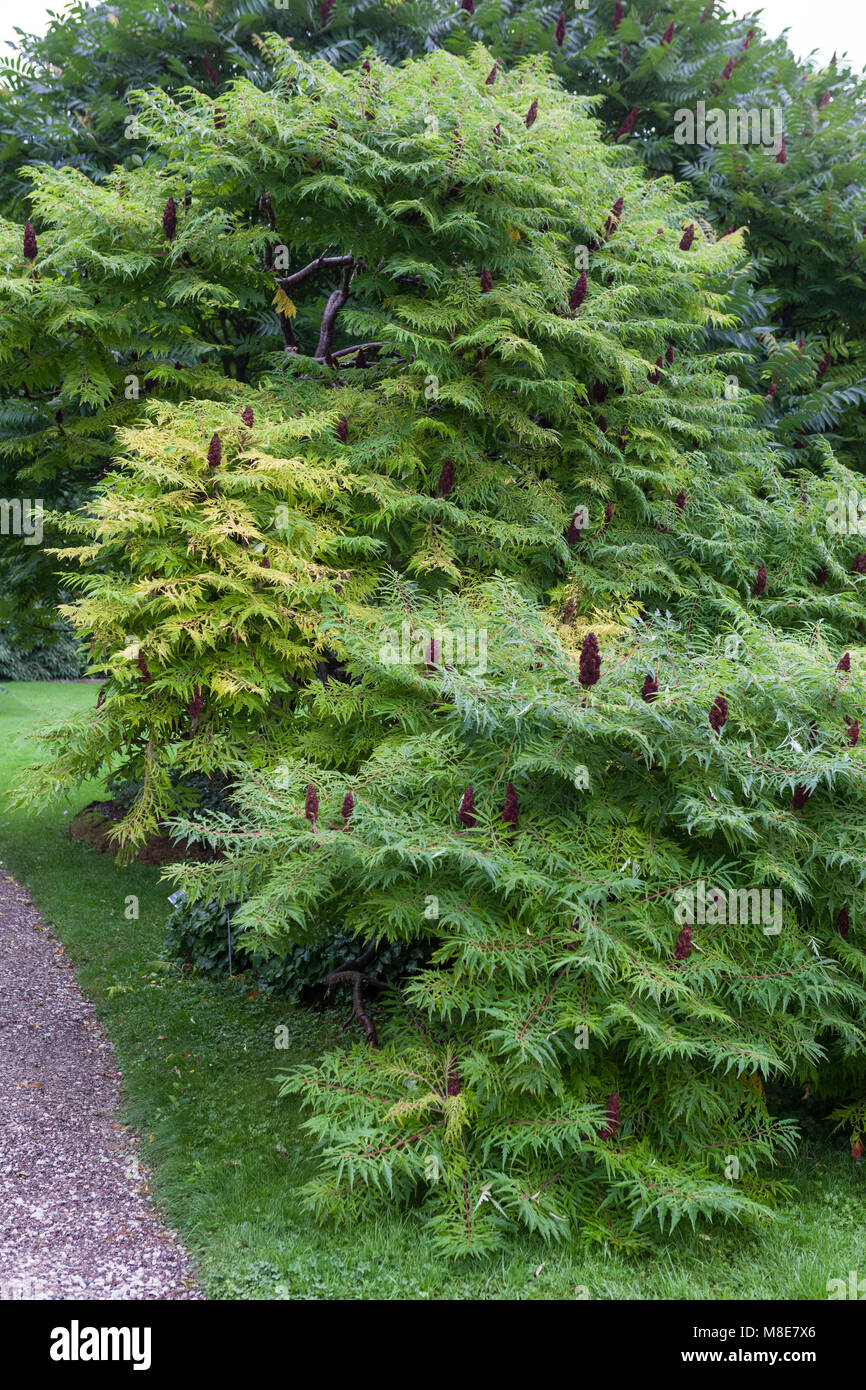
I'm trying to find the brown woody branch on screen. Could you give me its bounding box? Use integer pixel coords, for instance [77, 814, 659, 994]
[315, 258, 355, 362]
[324, 938, 386, 1047]
[277, 309, 299, 354]
[275, 251, 354, 291]
[329, 341, 385, 359]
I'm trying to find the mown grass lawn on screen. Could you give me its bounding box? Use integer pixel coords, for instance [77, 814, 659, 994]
[2, 679, 865, 1300]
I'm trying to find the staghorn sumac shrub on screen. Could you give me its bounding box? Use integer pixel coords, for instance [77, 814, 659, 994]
[12, 51, 866, 1253]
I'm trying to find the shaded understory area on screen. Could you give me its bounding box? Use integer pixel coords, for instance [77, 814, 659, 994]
[2, 681, 864, 1300]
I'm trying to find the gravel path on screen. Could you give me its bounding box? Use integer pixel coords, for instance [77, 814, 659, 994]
[0, 866, 200, 1300]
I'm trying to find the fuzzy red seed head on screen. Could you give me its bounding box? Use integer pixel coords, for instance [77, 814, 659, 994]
[675, 490, 687, 510]
[341, 790, 354, 823]
[319, 0, 334, 22]
[817, 351, 830, 378]
[202, 51, 218, 85]
[662, 22, 674, 43]
[486, 65, 499, 86]
[304, 783, 319, 825]
[335, 416, 348, 443]
[600, 1091, 620, 1141]
[362, 57, 371, 73]
[837, 652, 851, 672]
[480, 268, 493, 293]
[790, 784, 811, 811]
[566, 510, 585, 545]
[23, 220, 37, 261]
[500, 782, 519, 830]
[837, 906, 851, 939]
[555, 11, 566, 46]
[458, 785, 476, 828]
[207, 432, 221, 470]
[525, 99, 539, 129]
[579, 631, 601, 687]
[240, 405, 254, 428]
[162, 196, 177, 241]
[752, 563, 767, 598]
[615, 104, 639, 141]
[674, 924, 691, 960]
[460, 0, 475, 11]
[562, 598, 576, 624]
[641, 673, 659, 702]
[846, 720, 860, 747]
[569, 272, 587, 312]
[852, 554, 866, 575]
[665, 345, 675, 365]
[818, 91, 831, 109]
[613, 2, 624, 32]
[437, 460, 455, 497]
[709, 695, 728, 732]
[721, 56, 734, 81]
[679, 223, 695, 251]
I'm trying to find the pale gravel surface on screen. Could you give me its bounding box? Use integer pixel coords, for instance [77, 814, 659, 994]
[0, 866, 200, 1300]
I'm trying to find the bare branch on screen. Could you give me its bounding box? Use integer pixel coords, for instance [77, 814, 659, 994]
[315, 258, 355, 362]
[276, 252, 353, 290]
[277, 309, 299, 354]
[329, 341, 385, 360]
[323, 938, 386, 1047]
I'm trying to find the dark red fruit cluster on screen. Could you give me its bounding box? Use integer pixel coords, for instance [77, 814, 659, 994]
[579, 632, 601, 687]
[458, 785, 476, 828]
[709, 695, 728, 731]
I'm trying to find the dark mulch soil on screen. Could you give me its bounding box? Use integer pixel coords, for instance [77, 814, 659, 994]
[67, 800, 210, 865]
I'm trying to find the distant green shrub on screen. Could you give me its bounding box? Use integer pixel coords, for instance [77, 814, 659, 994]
[164, 895, 431, 1006]
[0, 625, 83, 680]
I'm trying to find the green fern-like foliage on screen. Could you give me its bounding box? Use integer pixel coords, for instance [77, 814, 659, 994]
[3, 1, 865, 645]
[171, 575, 866, 1253]
[0, 149, 267, 638]
[43, 50, 845, 1252]
[20, 45, 863, 836]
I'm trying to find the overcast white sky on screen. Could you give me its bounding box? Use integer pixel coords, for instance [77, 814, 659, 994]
[0, 1, 864, 69]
